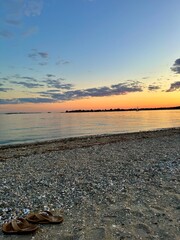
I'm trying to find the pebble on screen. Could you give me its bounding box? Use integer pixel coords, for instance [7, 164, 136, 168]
[0, 128, 179, 239]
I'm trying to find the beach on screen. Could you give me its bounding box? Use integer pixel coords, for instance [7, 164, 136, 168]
[0, 128, 180, 239]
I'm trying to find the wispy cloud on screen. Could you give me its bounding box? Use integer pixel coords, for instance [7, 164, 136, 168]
[62, 61, 70, 65]
[38, 52, 48, 58]
[46, 74, 56, 78]
[0, 87, 13, 92]
[0, 77, 10, 81]
[111, 81, 143, 94]
[5, 19, 21, 26]
[3, 0, 44, 17]
[0, 30, 13, 38]
[0, 81, 144, 104]
[1, 0, 23, 18]
[28, 53, 37, 60]
[45, 79, 73, 90]
[22, 26, 38, 37]
[11, 81, 44, 88]
[20, 76, 37, 81]
[41, 81, 143, 101]
[28, 49, 49, 59]
[1, 0, 44, 40]
[38, 62, 48, 66]
[148, 85, 161, 91]
[9, 74, 37, 81]
[24, 0, 44, 16]
[171, 58, 180, 74]
[28, 49, 49, 65]
[166, 81, 180, 92]
[56, 59, 70, 65]
[0, 97, 53, 104]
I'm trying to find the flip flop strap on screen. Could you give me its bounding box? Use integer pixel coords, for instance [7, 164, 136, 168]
[27, 211, 54, 222]
[43, 211, 53, 216]
[11, 219, 23, 231]
[35, 212, 52, 221]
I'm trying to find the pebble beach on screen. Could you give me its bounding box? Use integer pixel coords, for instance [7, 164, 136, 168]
[0, 128, 180, 240]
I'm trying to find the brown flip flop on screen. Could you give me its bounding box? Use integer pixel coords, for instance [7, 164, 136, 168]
[2, 218, 39, 234]
[25, 210, 63, 224]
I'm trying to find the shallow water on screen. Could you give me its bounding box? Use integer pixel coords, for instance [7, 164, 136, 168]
[0, 110, 179, 145]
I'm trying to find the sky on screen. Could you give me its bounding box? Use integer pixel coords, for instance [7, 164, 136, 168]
[0, 0, 180, 112]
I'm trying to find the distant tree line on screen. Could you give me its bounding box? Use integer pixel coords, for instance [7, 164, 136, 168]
[66, 106, 180, 113]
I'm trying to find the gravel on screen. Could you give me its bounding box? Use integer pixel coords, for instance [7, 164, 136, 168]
[0, 128, 180, 239]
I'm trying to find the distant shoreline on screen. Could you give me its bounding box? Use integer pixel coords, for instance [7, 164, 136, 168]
[66, 106, 180, 113]
[1, 106, 180, 114]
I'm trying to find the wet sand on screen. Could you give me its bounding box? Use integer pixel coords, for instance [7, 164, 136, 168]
[0, 128, 180, 239]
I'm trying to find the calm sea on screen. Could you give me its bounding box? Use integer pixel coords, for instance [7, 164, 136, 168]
[0, 110, 179, 145]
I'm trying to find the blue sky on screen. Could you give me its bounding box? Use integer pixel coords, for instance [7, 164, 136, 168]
[0, 0, 180, 111]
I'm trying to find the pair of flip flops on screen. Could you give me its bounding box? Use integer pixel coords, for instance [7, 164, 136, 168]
[2, 211, 63, 234]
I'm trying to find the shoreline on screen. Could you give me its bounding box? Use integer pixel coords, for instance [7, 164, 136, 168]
[0, 128, 179, 163]
[0, 128, 180, 239]
[0, 127, 179, 150]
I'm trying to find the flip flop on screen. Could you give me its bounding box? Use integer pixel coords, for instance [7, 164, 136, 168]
[2, 218, 39, 234]
[25, 210, 63, 224]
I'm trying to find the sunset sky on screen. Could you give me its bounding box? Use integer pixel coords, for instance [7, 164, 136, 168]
[0, 0, 180, 112]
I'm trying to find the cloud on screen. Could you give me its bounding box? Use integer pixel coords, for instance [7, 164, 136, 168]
[1, 0, 44, 40]
[28, 49, 49, 61]
[45, 79, 74, 89]
[0, 97, 54, 104]
[1, 0, 23, 18]
[41, 81, 143, 101]
[0, 81, 144, 104]
[0, 30, 13, 38]
[166, 81, 180, 92]
[11, 81, 44, 88]
[39, 62, 48, 66]
[56, 59, 70, 65]
[12, 74, 21, 78]
[2, 0, 43, 17]
[22, 26, 38, 37]
[46, 74, 56, 78]
[0, 77, 10, 81]
[30, 50, 48, 59]
[20, 76, 37, 81]
[28, 54, 37, 60]
[38, 52, 48, 58]
[0, 87, 13, 92]
[62, 61, 70, 65]
[8, 74, 37, 81]
[0, 99, 12, 104]
[24, 0, 44, 16]
[171, 58, 180, 74]
[111, 81, 143, 94]
[40, 89, 60, 94]
[148, 85, 161, 91]
[5, 19, 21, 26]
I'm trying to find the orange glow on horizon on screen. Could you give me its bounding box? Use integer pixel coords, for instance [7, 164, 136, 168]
[0, 91, 179, 113]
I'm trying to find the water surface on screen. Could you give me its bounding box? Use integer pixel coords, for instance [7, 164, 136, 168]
[0, 110, 179, 145]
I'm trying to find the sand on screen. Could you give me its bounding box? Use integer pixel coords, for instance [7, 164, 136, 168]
[0, 128, 180, 240]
